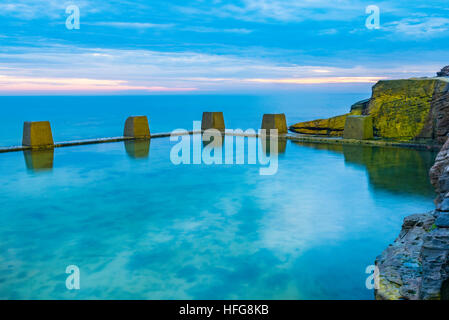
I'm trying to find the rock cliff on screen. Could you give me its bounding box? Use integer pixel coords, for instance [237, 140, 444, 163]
[290, 78, 449, 144]
[375, 138, 449, 300]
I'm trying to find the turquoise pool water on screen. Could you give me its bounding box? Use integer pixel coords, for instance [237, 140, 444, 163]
[0, 136, 437, 299]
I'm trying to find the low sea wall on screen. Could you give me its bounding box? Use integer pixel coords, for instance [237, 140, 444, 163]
[0, 112, 442, 154]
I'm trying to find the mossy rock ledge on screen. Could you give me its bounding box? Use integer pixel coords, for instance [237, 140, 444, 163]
[290, 78, 449, 144]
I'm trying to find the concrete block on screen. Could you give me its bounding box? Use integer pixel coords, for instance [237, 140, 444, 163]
[343, 115, 373, 140]
[124, 116, 150, 139]
[23, 149, 54, 172]
[261, 114, 288, 134]
[201, 112, 225, 131]
[22, 121, 54, 148]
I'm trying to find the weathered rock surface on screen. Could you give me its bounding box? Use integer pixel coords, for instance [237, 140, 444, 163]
[430, 138, 449, 209]
[289, 104, 362, 136]
[350, 98, 370, 113]
[375, 138, 449, 300]
[290, 78, 449, 144]
[375, 213, 435, 300]
[437, 66, 449, 77]
[420, 227, 449, 299]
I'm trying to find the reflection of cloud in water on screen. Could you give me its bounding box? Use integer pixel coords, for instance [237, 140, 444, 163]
[252, 156, 374, 257]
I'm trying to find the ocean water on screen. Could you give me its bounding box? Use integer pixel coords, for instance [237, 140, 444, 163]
[0, 93, 367, 147]
[0, 94, 438, 299]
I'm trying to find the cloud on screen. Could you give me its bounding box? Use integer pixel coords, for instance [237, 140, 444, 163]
[0, 0, 91, 19]
[0, 75, 197, 92]
[384, 17, 449, 38]
[88, 23, 253, 34]
[182, 26, 253, 34]
[245, 77, 385, 84]
[175, 0, 368, 23]
[318, 28, 338, 36]
[0, 43, 445, 93]
[88, 22, 176, 29]
[0, 0, 448, 94]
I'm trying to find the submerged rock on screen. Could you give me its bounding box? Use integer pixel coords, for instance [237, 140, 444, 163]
[290, 78, 449, 144]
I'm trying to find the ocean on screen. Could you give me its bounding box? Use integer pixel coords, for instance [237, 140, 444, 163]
[0, 93, 368, 146]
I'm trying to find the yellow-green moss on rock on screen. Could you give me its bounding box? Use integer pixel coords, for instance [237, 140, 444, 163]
[367, 79, 446, 140]
[290, 109, 362, 136]
[290, 78, 449, 143]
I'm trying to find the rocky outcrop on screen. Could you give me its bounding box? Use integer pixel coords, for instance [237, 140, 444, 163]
[375, 213, 435, 300]
[350, 98, 370, 113]
[290, 78, 449, 144]
[437, 66, 449, 77]
[430, 138, 449, 210]
[289, 100, 364, 136]
[288, 112, 359, 136]
[375, 139, 449, 300]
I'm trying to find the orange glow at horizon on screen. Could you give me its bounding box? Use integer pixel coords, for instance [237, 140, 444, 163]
[0, 75, 197, 92]
[0, 74, 386, 92]
[245, 77, 386, 84]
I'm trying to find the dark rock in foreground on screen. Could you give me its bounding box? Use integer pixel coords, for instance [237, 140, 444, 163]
[375, 213, 435, 300]
[376, 139, 449, 299]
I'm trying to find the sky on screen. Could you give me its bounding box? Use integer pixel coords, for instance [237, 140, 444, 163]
[0, 0, 449, 94]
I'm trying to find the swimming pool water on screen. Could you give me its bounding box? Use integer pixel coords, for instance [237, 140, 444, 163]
[0, 136, 437, 299]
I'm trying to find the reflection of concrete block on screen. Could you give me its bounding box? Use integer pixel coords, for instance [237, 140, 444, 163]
[124, 140, 150, 159]
[201, 112, 225, 131]
[343, 115, 373, 140]
[260, 137, 287, 155]
[202, 133, 224, 148]
[22, 121, 54, 148]
[124, 116, 150, 138]
[261, 114, 288, 134]
[23, 149, 54, 172]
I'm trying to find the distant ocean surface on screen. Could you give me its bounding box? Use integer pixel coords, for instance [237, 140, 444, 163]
[0, 93, 369, 147]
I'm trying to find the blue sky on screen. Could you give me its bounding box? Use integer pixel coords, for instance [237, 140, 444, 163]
[0, 0, 449, 93]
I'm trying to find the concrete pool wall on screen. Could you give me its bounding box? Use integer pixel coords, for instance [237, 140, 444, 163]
[0, 112, 442, 154]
